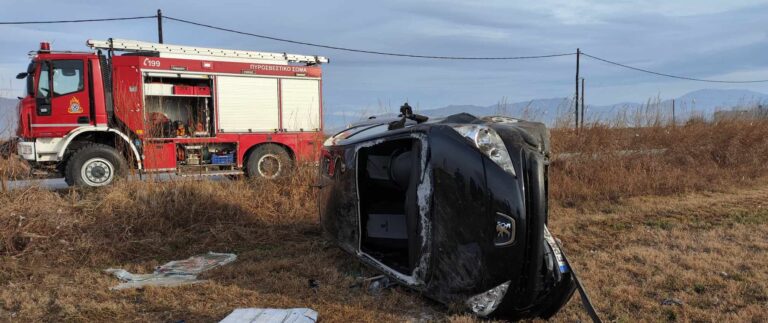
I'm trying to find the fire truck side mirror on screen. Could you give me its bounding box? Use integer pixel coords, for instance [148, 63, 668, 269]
[16, 72, 28, 80]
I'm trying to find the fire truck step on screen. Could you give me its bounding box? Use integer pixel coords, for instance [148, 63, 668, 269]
[177, 170, 244, 177]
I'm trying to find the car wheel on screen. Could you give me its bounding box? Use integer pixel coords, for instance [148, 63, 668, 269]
[64, 144, 128, 187]
[245, 144, 293, 179]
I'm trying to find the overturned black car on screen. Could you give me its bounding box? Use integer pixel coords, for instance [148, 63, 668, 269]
[317, 105, 578, 320]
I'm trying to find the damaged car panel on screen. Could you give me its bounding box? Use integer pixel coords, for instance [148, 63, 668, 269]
[318, 108, 576, 320]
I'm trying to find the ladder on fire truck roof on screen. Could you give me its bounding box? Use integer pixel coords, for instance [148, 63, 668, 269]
[86, 38, 328, 65]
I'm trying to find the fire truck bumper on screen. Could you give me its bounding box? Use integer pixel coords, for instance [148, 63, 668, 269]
[16, 138, 66, 162]
[17, 141, 36, 161]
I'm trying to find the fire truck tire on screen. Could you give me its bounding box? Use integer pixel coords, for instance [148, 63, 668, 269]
[245, 144, 293, 179]
[64, 144, 128, 187]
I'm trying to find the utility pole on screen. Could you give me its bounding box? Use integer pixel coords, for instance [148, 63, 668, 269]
[575, 48, 580, 129]
[580, 78, 585, 128]
[672, 99, 676, 126]
[157, 9, 164, 44]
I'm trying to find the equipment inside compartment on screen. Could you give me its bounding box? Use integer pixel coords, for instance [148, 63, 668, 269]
[144, 76, 214, 139]
[176, 143, 236, 167]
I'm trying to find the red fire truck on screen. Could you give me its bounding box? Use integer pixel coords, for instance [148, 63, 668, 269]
[15, 39, 327, 187]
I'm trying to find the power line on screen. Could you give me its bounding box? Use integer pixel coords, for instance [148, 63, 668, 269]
[0, 16, 155, 25]
[163, 16, 576, 60]
[1, 13, 766, 83]
[581, 52, 768, 83]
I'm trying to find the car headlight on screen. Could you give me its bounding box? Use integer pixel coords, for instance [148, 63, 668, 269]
[466, 280, 511, 316]
[451, 125, 516, 177]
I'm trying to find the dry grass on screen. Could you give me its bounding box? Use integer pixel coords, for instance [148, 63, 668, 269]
[1, 118, 768, 321]
[0, 170, 441, 322]
[550, 183, 768, 322]
[0, 140, 29, 186]
[549, 119, 768, 207]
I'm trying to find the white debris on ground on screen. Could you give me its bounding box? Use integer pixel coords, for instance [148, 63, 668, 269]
[219, 308, 318, 323]
[104, 252, 237, 290]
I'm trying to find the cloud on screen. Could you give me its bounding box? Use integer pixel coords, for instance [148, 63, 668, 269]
[0, 0, 767, 111]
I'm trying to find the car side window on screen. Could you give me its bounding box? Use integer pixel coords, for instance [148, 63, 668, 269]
[52, 60, 84, 96]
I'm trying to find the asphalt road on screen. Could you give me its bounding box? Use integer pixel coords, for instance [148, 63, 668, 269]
[3, 173, 226, 190]
[4, 149, 665, 191]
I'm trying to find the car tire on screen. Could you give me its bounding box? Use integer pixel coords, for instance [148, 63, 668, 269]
[245, 144, 293, 179]
[64, 144, 128, 187]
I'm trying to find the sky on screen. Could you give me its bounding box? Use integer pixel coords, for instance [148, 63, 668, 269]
[1, 0, 767, 118]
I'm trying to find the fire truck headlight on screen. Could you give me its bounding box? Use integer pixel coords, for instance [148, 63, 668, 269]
[18, 144, 33, 155]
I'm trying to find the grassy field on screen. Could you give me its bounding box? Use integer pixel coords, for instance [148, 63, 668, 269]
[551, 183, 768, 322]
[1, 119, 767, 322]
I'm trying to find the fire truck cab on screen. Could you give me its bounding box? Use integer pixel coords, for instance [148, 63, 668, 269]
[15, 39, 327, 187]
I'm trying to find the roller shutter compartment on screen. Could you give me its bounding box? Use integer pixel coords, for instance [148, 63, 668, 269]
[216, 76, 279, 132]
[281, 79, 320, 131]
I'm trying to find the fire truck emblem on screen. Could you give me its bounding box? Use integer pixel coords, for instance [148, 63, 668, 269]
[68, 97, 83, 114]
[494, 213, 516, 246]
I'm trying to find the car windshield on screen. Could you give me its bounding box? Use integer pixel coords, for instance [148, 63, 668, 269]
[331, 124, 371, 140]
[335, 124, 391, 140]
[325, 123, 408, 147]
[347, 124, 391, 139]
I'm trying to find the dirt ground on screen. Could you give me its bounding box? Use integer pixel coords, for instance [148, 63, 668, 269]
[0, 175, 766, 322]
[1, 119, 767, 322]
[551, 181, 768, 322]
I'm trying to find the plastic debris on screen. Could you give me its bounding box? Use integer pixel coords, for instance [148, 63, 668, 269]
[348, 275, 395, 294]
[104, 252, 236, 290]
[219, 308, 318, 323]
[367, 275, 395, 294]
[661, 298, 684, 306]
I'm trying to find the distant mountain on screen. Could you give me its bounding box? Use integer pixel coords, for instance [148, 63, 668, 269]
[587, 89, 768, 123]
[663, 89, 768, 115]
[419, 104, 492, 117]
[5, 88, 767, 137]
[677, 88, 768, 107]
[0, 98, 18, 138]
[323, 89, 768, 130]
[417, 98, 573, 125]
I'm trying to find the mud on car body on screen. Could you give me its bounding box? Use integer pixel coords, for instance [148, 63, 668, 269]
[317, 107, 577, 320]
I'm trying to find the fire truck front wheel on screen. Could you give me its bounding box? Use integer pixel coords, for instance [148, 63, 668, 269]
[245, 144, 293, 179]
[64, 144, 129, 187]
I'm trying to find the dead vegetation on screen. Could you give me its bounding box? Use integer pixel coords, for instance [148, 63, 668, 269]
[549, 118, 768, 207]
[0, 140, 29, 187]
[0, 170, 441, 322]
[1, 118, 768, 321]
[551, 183, 768, 322]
